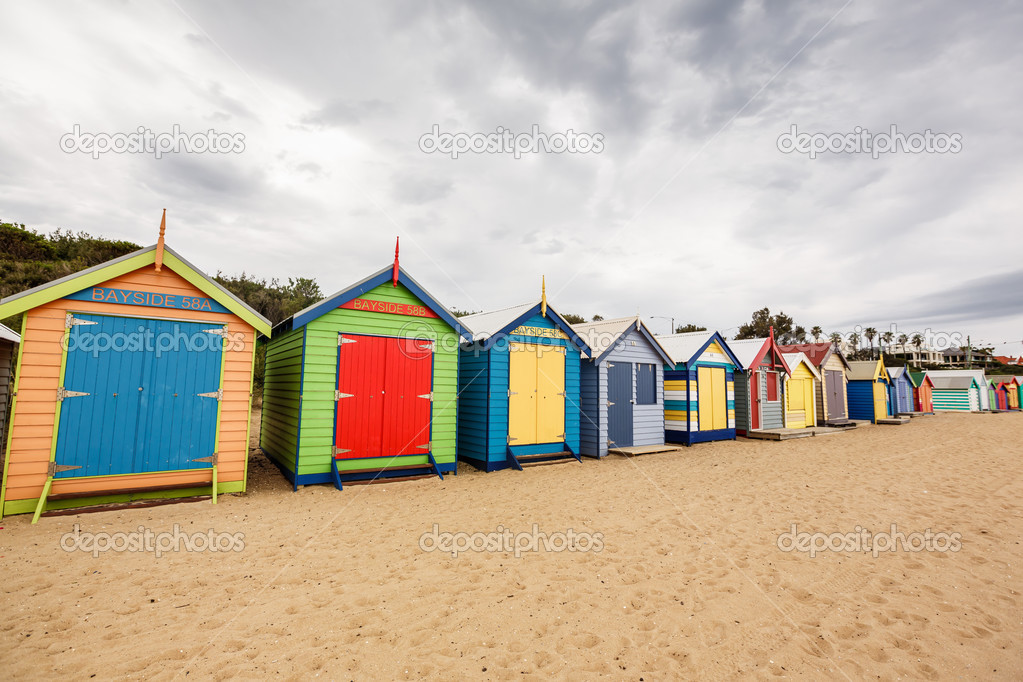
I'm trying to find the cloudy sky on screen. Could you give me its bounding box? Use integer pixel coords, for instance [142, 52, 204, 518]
[1, 1, 1020, 354]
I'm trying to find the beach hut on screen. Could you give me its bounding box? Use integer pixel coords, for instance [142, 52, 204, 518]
[778, 342, 852, 425]
[985, 375, 1021, 410]
[780, 352, 820, 429]
[930, 375, 981, 412]
[655, 331, 742, 445]
[908, 370, 935, 413]
[846, 359, 892, 422]
[0, 323, 20, 457]
[456, 284, 590, 471]
[730, 334, 791, 436]
[926, 370, 991, 410]
[885, 366, 916, 415]
[0, 213, 270, 522]
[261, 246, 471, 489]
[572, 316, 674, 457]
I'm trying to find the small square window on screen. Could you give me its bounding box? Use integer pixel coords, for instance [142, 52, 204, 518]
[636, 364, 657, 405]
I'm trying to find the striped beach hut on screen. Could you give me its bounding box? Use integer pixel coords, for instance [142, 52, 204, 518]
[655, 331, 741, 445]
[261, 246, 471, 489]
[572, 316, 674, 457]
[908, 370, 935, 413]
[0, 323, 20, 458]
[0, 213, 270, 522]
[780, 352, 820, 428]
[456, 285, 590, 471]
[990, 380, 1010, 410]
[730, 335, 791, 435]
[778, 342, 852, 425]
[927, 370, 991, 410]
[985, 375, 1021, 410]
[886, 366, 916, 415]
[930, 375, 981, 412]
[846, 359, 892, 422]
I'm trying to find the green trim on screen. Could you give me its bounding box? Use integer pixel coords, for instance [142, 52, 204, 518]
[162, 252, 271, 336]
[0, 313, 28, 520]
[209, 325, 229, 504]
[0, 251, 157, 319]
[3, 480, 244, 516]
[33, 319, 73, 522]
[243, 337, 256, 494]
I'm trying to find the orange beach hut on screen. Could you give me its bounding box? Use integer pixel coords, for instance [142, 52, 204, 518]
[0, 213, 271, 521]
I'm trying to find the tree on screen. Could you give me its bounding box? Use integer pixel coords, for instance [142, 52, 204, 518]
[591, 314, 604, 321]
[735, 307, 803, 343]
[451, 309, 480, 317]
[863, 327, 877, 359]
[897, 333, 908, 349]
[881, 331, 894, 359]
[912, 333, 923, 352]
[811, 326, 822, 342]
[562, 313, 586, 325]
[847, 331, 860, 352]
[829, 332, 842, 345]
[675, 323, 707, 333]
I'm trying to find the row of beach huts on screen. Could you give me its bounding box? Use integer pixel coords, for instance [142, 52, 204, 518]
[0, 228, 1019, 522]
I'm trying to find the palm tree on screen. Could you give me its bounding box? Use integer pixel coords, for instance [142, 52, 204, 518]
[912, 334, 924, 365]
[829, 332, 842, 346]
[847, 331, 860, 354]
[811, 326, 822, 342]
[881, 331, 894, 360]
[864, 327, 878, 360]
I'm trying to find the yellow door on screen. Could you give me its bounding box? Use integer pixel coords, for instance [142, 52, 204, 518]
[508, 343, 537, 444]
[536, 345, 566, 443]
[698, 367, 726, 431]
[804, 379, 816, 426]
[788, 378, 806, 428]
[872, 382, 887, 422]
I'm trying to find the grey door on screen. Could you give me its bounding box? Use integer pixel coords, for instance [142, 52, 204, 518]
[607, 362, 634, 447]
[826, 371, 845, 418]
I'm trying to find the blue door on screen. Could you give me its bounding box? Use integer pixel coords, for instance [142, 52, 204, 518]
[607, 361, 633, 447]
[55, 314, 224, 478]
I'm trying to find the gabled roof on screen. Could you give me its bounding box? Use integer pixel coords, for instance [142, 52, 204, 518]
[654, 331, 742, 368]
[781, 352, 821, 380]
[728, 337, 792, 374]
[777, 342, 851, 371]
[571, 316, 673, 365]
[274, 264, 471, 341]
[926, 370, 990, 409]
[908, 370, 934, 388]
[847, 359, 885, 381]
[458, 300, 590, 353]
[930, 376, 979, 390]
[0, 322, 20, 344]
[985, 375, 1022, 386]
[886, 366, 910, 382]
[0, 244, 271, 336]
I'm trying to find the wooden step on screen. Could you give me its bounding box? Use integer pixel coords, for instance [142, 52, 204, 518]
[48, 481, 209, 502]
[337, 462, 429, 475]
[342, 474, 436, 485]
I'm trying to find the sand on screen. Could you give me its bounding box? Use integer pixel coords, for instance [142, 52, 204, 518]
[1, 411, 1021, 680]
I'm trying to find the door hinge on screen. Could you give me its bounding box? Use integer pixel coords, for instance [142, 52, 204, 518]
[418, 341, 435, 351]
[507, 436, 518, 443]
[197, 389, 223, 400]
[65, 313, 97, 329]
[57, 387, 90, 401]
[418, 392, 433, 400]
[48, 462, 82, 476]
[416, 443, 431, 449]
[335, 391, 354, 401]
[191, 453, 218, 465]
[558, 433, 566, 439]
[202, 327, 228, 336]
[339, 336, 357, 346]
[557, 391, 566, 396]
[334, 447, 352, 455]
[508, 390, 518, 397]
[607, 400, 615, 406]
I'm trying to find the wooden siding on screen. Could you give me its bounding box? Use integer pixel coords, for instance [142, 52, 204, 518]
[817, 355, 848, 422]
[663, 340, 736, 445]
[932, 388, 977, 412]
[263, 281, 460, 481]
[259, 327, 304, 473]
[2, 265, 256, 509]
[579, 327, 665, 458]
[785, 363, 817, 428]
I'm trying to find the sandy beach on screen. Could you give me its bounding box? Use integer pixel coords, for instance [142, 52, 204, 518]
[1, 410, 1021, 680]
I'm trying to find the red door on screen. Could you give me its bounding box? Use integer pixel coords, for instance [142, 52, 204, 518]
[335, 334, 433, 460]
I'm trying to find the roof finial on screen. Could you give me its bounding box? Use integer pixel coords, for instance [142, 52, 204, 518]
[769, 325, 774, 341]
[541, 276, 547, 317]
[392, 236, 400, 287]
[155, 209, 166, 272]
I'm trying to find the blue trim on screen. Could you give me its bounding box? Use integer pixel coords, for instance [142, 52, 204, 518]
[676, 332, 743, 369]
[481, 302, 591, 355]
[593, 320, 674, 366]
[293, 326, 307, 492]
[275, 265, 471, 341]
[665, 427, 736, 446]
